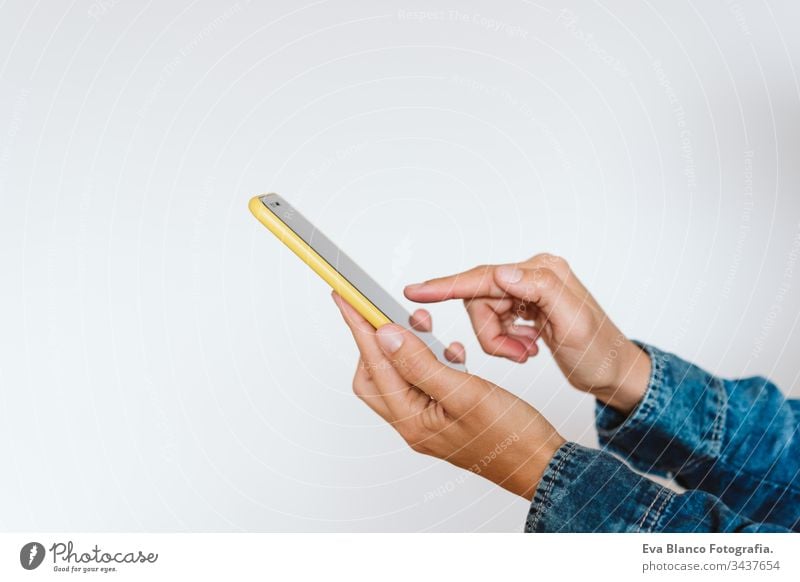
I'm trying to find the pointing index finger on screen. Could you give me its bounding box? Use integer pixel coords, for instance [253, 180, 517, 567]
[404, 265, 507, 303]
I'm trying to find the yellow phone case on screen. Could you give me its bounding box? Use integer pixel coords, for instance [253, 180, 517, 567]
[248, 195, 392, 329]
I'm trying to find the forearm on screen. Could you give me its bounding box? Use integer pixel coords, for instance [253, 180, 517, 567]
[525, 442, 794, 533]
[594, 343, 800, 528]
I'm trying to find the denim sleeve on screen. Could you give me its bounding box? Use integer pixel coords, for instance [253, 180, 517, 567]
[594, 343, 800, 530]
[524, 442, 794, 532]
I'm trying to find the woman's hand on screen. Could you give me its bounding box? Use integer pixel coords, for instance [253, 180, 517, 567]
[333, 292, 565, 500]
[404, 254, 650, 415]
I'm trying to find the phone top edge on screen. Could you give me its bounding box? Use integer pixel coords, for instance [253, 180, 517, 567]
[249, 194, 393, 329]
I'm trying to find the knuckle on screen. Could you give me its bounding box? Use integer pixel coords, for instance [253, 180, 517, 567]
[529, 252, 552, 264]
[419, 414, 436, 433]
[408, 439, 429, 455]
[463, 297, 483, 313]
[517, 268, 567, 304]
[477, 337, 496, 356]
[402, 353, 433, 385]
[399, 425, 425, 450]
[462, 380, 483, 409]
[351, 376, 366, 398]
[419, 406, 443, 432]
[550, 256, 569, 273]
[524, 267, 557, 294]
[530, 253, 570, 275]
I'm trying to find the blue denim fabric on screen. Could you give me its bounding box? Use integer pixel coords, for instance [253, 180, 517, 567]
[525, 343, 799, 532]
[525, 443, 791, 532]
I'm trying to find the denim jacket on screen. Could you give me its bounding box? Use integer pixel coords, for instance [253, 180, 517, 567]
[525, 343, 800, 532]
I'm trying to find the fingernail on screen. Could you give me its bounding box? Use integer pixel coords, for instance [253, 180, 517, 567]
[405, 282, 425, 292]
[496, 266, 522, 283]
[376, 324, 404, 353]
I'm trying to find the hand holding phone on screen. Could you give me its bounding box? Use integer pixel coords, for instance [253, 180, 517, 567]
[333, 291, 565, 501]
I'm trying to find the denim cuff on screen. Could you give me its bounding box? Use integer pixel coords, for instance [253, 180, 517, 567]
[525, 441, 674, 532]
[524, 442, 797, 532]
[594, 342, 726, 478]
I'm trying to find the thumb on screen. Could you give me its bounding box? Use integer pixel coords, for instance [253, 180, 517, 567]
[375, 324, 481, 412]
[494, 265, 585, 332]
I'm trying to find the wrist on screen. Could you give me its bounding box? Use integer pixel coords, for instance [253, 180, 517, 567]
[596, 340, 651, 415]
[503, 433, 566, 501]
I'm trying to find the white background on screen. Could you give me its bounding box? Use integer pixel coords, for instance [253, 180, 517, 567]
[1, 0, 799, 531]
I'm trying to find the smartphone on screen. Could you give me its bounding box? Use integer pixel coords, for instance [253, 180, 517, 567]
[248, 193, 465, 371]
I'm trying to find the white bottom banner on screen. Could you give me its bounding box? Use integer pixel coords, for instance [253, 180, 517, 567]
[1, 533, 798, 581]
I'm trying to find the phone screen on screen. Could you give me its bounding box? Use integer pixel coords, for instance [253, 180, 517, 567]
[257, 194, 465, 371]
